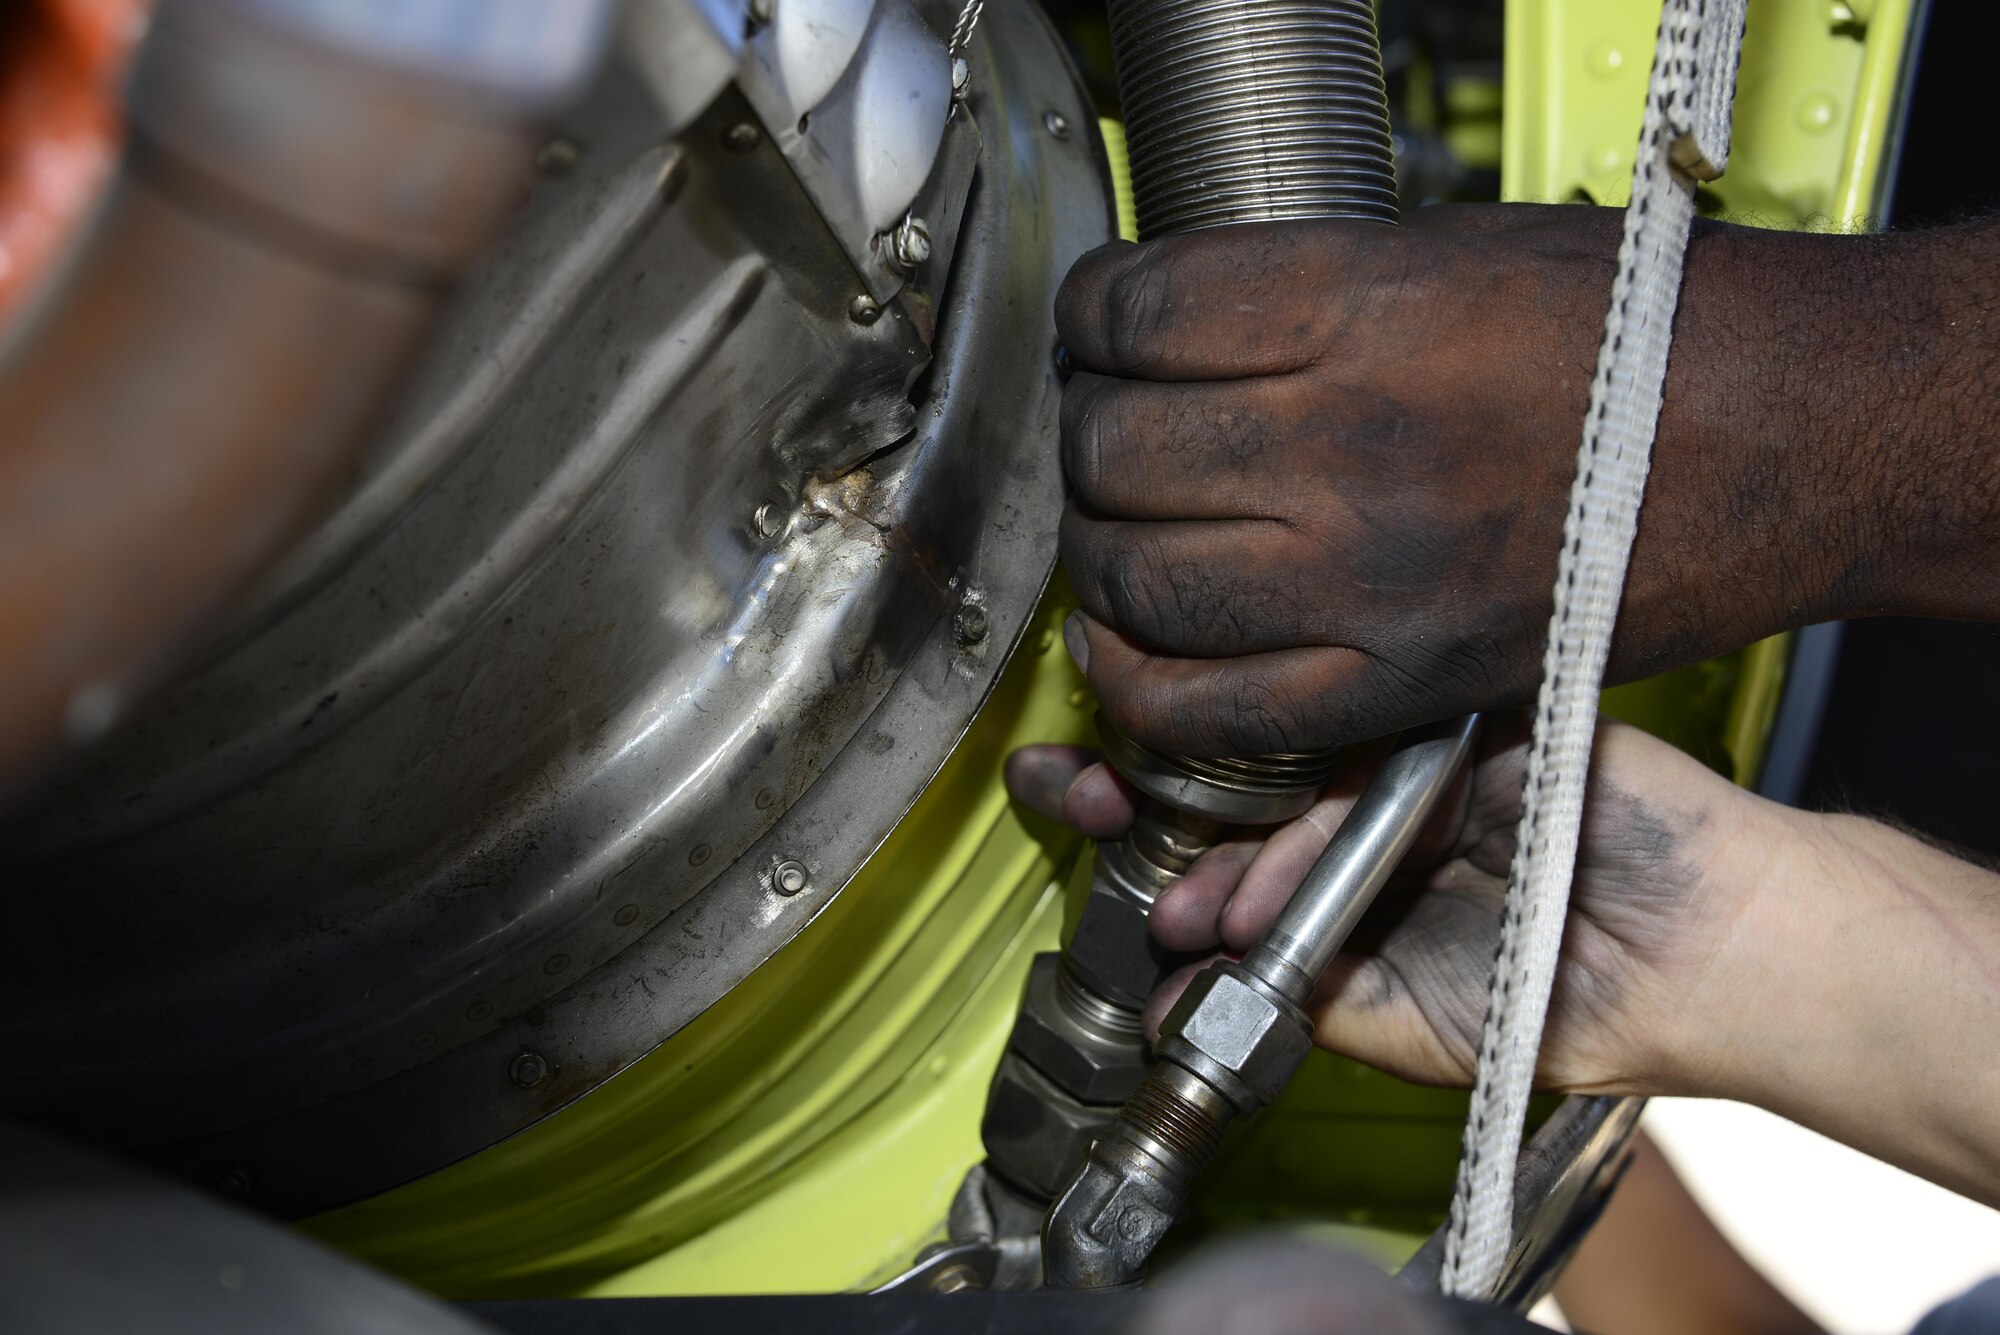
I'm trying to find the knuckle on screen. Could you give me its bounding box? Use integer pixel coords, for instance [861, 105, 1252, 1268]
[1060, 377, 1128, 504]
[1102, 533, 1184, 649]
[1217, 674, 1306, 755]
[1103, 252, 1177, 371]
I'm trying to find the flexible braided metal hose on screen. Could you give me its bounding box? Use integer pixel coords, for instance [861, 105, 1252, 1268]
[1108, 0, 1397, 237]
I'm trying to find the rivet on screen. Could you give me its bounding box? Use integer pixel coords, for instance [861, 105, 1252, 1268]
[723, 121, 762, 153]
[535, 136, 581, 176]
[215, 1167, 254, 1198]
[753, 502, 783, 538]
[542, 953, 570, 976]
[849, 294, 883, 325]
[689, 843, 713, 867]
[1585, 41, 1625, 79]
[1796, 92, 1838, 133]
[773, 858, 810, 896]
[510, 1051, 549, 1089]
[411, 1030, 438, 1050]
[953, 603, 989, 647]
[466, 999, 494, 1022]
[1044, 110, 1070, 140]
[1053, 343, 1074, 378]
[755, 787, 776, 810]
[349, 1055, 378, 1075]
[614, 903, 640, 927]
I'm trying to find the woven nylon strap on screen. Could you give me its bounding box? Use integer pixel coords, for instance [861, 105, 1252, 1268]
[1439, 0, 1747, 1299]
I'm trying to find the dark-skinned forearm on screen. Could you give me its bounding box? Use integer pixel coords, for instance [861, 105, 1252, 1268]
[1628, 217, 2000, 682]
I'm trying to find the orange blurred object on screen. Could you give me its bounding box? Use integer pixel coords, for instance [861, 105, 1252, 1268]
[0, 0, 149, 320]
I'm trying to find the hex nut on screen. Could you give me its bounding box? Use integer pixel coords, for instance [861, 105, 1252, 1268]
[1006, 953, 1150, 1103]
[980, 1051, 1119, 1201]
[1157, 963, 1311, 1113]
[1063, 874, 1172, 1008]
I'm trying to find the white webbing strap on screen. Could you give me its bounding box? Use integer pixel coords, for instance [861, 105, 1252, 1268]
[1439, 0, 1746, 1300]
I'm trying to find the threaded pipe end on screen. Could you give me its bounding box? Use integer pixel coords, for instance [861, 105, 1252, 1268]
[1119, 1068, 1230, 1179]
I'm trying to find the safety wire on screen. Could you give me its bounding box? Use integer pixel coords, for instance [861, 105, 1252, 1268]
[948, 0, 985, 55]
[1438, 0, 1748, 1300]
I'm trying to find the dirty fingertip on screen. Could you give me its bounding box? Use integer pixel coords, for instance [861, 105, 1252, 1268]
[1003, 744, 1099, 825]
[1062, 610, 1091, 676]
[1062, 760, 1136, 839]
[1150, 842, 1256, 951]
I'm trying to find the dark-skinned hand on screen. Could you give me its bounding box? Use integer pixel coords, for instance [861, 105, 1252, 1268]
[1056, 203, 2000, 756]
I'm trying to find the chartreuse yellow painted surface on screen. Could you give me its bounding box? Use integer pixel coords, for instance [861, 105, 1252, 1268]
[1507, 0, 1920, 776]
[312, 0, 1922, 1296]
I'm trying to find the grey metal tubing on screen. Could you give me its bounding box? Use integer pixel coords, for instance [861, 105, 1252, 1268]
[1105, 0, 1398, 236]
[1243, 714, 1481, 1005]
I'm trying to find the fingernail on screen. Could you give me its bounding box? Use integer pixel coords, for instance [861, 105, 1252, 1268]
[1063, 611, 1090, 675]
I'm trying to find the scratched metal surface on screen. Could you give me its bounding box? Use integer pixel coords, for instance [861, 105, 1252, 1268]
[0, 0, 1111, 1216]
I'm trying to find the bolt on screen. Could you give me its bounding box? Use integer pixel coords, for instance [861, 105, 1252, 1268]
[1044, 110, 1070, 140]
[953, 603, 989, 647]
[848, 294, 882, 325]
[951, 56, 970, 100]
[510, 1051, 549, 1088]
[773, 858, 810, 896]
[891, 216, 933, 271]
[723, 121, 762, 153]
[752, 502, 782, 538]
[929, 1262, 982, 1293]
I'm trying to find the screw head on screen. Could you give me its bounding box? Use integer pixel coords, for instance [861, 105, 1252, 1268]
[1044, 110, 1070, 140]
[723, 121, 761, 153]
[953, 603, 989, 647]
[848, 294, 882, 325]
[773, 858, 810, 896]
[510, 1051, 549, 1089]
